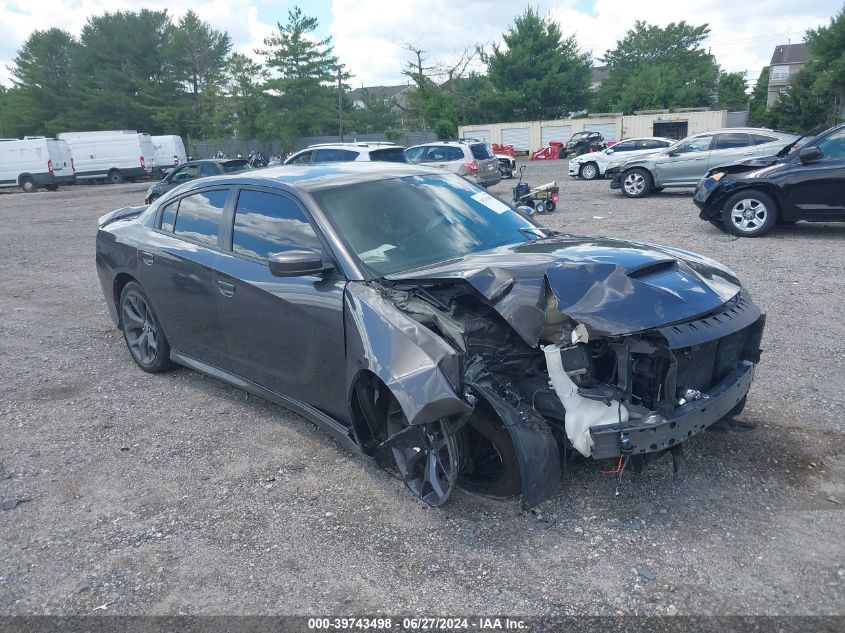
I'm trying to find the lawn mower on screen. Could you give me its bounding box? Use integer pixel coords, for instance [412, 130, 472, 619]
[512, 166, 559, 214]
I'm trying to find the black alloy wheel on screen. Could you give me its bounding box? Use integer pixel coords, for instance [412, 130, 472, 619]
[385, 401, 460, 506]
[120, 282, 171, 373]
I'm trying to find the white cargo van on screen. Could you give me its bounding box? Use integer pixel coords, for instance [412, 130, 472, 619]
[0, 136, 76, 193]
[151, 135, 187, 170]
[57, 130, 159, 183]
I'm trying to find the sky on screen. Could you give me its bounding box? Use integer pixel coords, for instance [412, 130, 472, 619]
[0, 0, 840, 89]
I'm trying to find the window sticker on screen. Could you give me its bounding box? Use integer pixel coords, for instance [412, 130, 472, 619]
[471, 191, 511, 214]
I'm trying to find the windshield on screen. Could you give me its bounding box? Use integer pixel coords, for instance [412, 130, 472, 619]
[310, 173, 547, 276]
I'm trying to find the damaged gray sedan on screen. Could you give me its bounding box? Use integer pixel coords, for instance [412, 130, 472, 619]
[96, 163, 765, 507]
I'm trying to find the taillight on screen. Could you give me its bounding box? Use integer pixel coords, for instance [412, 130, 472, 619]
[551, 192, 559, 203]
[464, 161, 478, 174]
[140, 155, 146, 169]
[47, 159, 53, 174]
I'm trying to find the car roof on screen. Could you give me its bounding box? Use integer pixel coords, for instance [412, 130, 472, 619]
[300, 143, 404, 151]
[689, 128, 791, 136]
[176, 161, 443, 194]
[406, 141, 473, 149]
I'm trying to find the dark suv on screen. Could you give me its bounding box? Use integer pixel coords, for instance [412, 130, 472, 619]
[694, 123, 845, 237]
[145, 159, 250, 204]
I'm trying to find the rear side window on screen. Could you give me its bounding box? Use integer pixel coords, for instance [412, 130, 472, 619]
[469, 143, 493, 160]
[159, 200, 178, 232]
[172, 189, 229, 246]
[232, 190, 322, 260]
[223, 160, 250, 173]
[404, 147, 425, 163]
[200, 163, 218, 177]
[751, 134, 778, 145]
[313, 148, 360, 162]
[369, 148, 407, 163]
[422, 146, 464, 162]
[713, 133, 753, 150]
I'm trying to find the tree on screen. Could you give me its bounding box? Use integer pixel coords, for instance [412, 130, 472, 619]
[224, 53, 268, 140]
[766, 5, 844, 132]
[346, 88, 398, 134]
[4, 28, 78, 135]
[479, 7, 592, 121]
[749, 67, 770, 126]
[169, 10, 232, 139]
[716, 71, 749, 110]
[68, 10, 178, 132]
[257, 6, 347, 144]
[593, 21, 719, 113]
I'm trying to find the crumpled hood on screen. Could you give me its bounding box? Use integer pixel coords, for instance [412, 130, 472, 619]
[386, 235, 742, 346]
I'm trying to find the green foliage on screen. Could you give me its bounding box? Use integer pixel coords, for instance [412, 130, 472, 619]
[384, 128, 402, 142]
[169, 10, 232, 138]
[257, 6, 347, 145]
[765, 5, 845, 132]
[346, 88, 398, 134]
[480, 7, 592, 121]
[593, 21, 719, 113]
[224, 53, 268, 140]
[716, 71, 749, 109]
[749, 67, 770, 126]
[4, 28, 78, 136]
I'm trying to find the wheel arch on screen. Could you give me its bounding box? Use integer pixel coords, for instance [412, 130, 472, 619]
[17, 173, 33, 185]
[723, 183, 784, 219]
[113, 272, 137, 329]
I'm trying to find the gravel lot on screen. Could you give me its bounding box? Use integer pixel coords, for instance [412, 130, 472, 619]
[1, 163, 843, 616]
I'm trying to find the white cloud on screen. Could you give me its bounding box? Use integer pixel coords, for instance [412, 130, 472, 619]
[0, 0, 277, 85]
[0, 0, 838, 90]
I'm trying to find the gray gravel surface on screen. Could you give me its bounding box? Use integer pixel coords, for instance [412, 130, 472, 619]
[0, 165, 843, 615]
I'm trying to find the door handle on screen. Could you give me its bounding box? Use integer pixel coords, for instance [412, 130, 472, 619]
[140, 251, 154, 266]
[217, 280, 235, 298]
[743, 151, 754, 155]
[694, 156, 706, 160]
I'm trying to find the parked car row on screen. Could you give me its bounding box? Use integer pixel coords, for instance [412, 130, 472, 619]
[0, 130, 188, 193]
[569, 124, 845, 237]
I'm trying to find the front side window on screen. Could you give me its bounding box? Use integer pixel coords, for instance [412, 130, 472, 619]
[310, 173, 547, 276]
[223, 160, 250, 173]
[638, 139, 669, 150]
[288, 151, 312, 165]
[712, 133, 753, 150]
[172, 189, 229, 246]
[170, 164, 200, 182]
[231, 190, 322, 260]
[816, 129, 845, 160]
[612, 141, 637, 152]
[675, 136, 713, 153]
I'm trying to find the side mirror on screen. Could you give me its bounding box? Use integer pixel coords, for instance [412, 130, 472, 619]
[268, 250, 331, 277]
[798, 146, 822, 164]
[667, 149, 680, 157]
[605, 148, 614, 154]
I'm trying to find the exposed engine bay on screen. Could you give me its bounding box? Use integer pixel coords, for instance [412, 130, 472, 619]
[355, 267, 765, 508]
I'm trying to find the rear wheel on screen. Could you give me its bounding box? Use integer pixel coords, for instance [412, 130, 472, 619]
[722, 190, 777, 237]
[579, 162, 599, 180]
[621, 168, 652, 198]
[108, 169, 124, 184]
[20, 177, 36, 193]
[119, 282, 171, 373]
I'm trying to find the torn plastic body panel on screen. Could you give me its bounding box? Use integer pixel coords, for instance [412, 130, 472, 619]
[349, 234, 765, 508]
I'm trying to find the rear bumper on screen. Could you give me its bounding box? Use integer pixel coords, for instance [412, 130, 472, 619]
[476, 173, 502, 187]
[590, 361, 755, 459]
[32, 173, 76, 186]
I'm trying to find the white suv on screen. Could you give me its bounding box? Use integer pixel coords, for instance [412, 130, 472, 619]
[405, 140, 501, 188]
[284, 143, 407, 165]
[568, 137, 673, 180]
